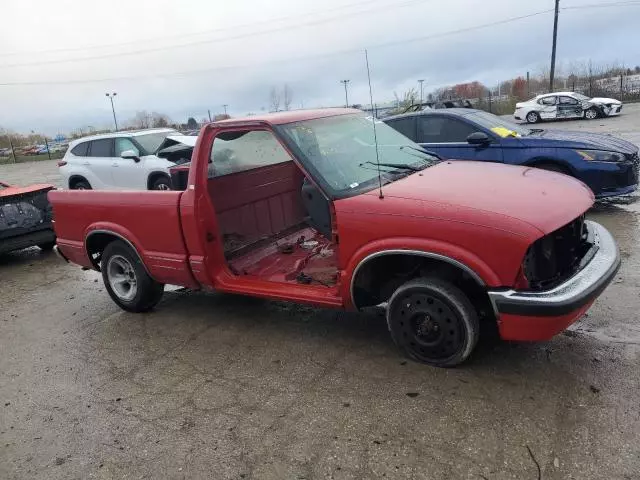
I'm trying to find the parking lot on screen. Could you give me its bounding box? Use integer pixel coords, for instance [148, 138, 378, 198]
[1, 108, 640, 479]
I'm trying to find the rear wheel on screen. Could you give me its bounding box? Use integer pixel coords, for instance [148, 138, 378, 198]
[526, 111, 540, 124]
[386, 278, 479, 367]
[150, 176, 171, 191]
[71, 179, 91, 190]
[101, 240, 164, 312]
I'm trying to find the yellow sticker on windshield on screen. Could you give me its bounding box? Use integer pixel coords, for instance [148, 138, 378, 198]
[490, 127, 520, 138]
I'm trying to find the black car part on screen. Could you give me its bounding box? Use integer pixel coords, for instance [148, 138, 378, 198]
[522, 215, 592, 291]
[0, 187, 55, 254]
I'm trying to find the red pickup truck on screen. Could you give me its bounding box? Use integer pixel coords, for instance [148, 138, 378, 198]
[49, 109, 620, 367]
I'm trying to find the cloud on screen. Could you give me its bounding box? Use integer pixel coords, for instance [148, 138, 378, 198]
[0, 0, 638, 134]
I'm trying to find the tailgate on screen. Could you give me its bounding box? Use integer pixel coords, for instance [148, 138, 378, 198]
[48, 190, 194, 285]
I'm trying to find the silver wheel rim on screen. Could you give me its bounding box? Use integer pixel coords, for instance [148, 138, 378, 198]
[107, 254, 137, 301]
[527, 113, 537, 123]
[155, 183, 170, 190]
[586, 109, 596, 119]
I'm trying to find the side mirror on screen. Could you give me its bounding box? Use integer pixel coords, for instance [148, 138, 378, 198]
[467, 131, 491, 145]
[120, 149, 140, 162]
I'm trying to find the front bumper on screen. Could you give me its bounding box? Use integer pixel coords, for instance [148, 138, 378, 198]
[488, 221, 619, 317]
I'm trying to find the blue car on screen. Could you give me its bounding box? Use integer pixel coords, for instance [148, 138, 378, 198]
[383, 109, 639, 198]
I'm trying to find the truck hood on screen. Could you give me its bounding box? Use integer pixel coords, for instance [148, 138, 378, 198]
[519, 129, 638, 154]
[349, 161, 593, 236]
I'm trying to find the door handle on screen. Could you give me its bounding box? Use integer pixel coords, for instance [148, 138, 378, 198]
[82, 162, 90, 166]
[112, 163, 118, 167]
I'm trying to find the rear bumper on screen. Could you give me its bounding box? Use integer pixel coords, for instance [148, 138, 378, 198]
[488, 221, 619, 339]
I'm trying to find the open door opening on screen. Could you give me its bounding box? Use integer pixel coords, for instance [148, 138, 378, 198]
[206, 128, 338, 288]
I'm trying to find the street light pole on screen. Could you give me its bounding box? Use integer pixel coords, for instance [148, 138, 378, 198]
[340, 79, 350, 107]
[105, 93, 119, 131]
[418, 79, 424, 105]
[223, 104, 228, 116]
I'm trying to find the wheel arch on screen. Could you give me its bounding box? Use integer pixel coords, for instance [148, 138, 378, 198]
[525, 157, 575, 176]
[68, 175, 90, 189]
[348, 249, 495, 311]
[147, 171, 171, 190]
[84, 228, 150, 275]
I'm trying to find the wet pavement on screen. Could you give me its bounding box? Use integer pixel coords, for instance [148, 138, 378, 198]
[1, 111, 640, 479]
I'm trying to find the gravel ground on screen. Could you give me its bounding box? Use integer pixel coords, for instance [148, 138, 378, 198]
[1, 108, 639, 479]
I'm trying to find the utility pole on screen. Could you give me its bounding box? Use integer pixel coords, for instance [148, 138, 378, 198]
[8, 136, 16, 163]
[207, 109, 212, 122]
[105, 93, 118, 131]
[222, 104, 228, 116]
[549, 0, 560, 92]
[340, 79, 350, 107]
[418, 79, 424, 105]
[526, 71, 530, 96]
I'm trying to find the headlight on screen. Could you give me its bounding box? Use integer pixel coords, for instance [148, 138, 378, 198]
[575, 149, 625, 163]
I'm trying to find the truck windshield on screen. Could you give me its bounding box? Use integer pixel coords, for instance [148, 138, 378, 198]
[279, 113, 438, 198]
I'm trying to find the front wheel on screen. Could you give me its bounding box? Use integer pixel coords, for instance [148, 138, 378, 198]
[584, 107, 599, 120]
[101, 240, 164, 312]
[387, 278, 479, 367]
[526, 111, 540, 124]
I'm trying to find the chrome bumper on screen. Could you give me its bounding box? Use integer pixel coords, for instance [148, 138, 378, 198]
[488, 221, 620, 316]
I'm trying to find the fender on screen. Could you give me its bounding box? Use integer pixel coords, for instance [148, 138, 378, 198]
[84, 222, 200, 288]
[84, 222, 148, 271]
[341, 237, 503, 310]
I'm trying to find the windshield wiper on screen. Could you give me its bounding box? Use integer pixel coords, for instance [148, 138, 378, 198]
[400, 144, 429, 155]
[399, 145, 442, 161]
[359, 161, 420, 172]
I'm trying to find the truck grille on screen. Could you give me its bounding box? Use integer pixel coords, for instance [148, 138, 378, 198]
[522, 215, 591, 291]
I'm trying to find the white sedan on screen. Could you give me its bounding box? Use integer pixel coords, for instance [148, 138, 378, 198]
[514, 92, 622, 123]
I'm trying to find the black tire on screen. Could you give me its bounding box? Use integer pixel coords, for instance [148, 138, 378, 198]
[71, 179, 91, 190]
[37, 241, 56, 251]
[387, 278, 479, 367]
[101, 240, 164, 312]
[584, 107, 599, 120]
[525, 111, 540, 124]
[150, 175, 171, 191]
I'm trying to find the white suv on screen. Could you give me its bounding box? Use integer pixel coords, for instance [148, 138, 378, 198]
[58, 128, 180, 190]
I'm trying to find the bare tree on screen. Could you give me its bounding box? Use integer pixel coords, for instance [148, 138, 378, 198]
[283, 84, 293, 111]
[133, 111, 150, 129]
[390, 88, 419, 114]
[150, 112, 171, 128]
[269, 87, 281, 112]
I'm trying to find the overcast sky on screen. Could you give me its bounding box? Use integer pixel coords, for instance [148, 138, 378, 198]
[1, 0, 639, 135]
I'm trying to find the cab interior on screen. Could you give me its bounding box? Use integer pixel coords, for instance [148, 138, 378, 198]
[206, 129, 338, 287]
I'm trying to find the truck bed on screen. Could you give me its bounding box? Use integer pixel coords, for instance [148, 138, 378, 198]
[48, 189, 197, 287]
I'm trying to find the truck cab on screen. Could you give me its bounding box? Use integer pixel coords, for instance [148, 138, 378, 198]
[50, 109, 620, 367]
